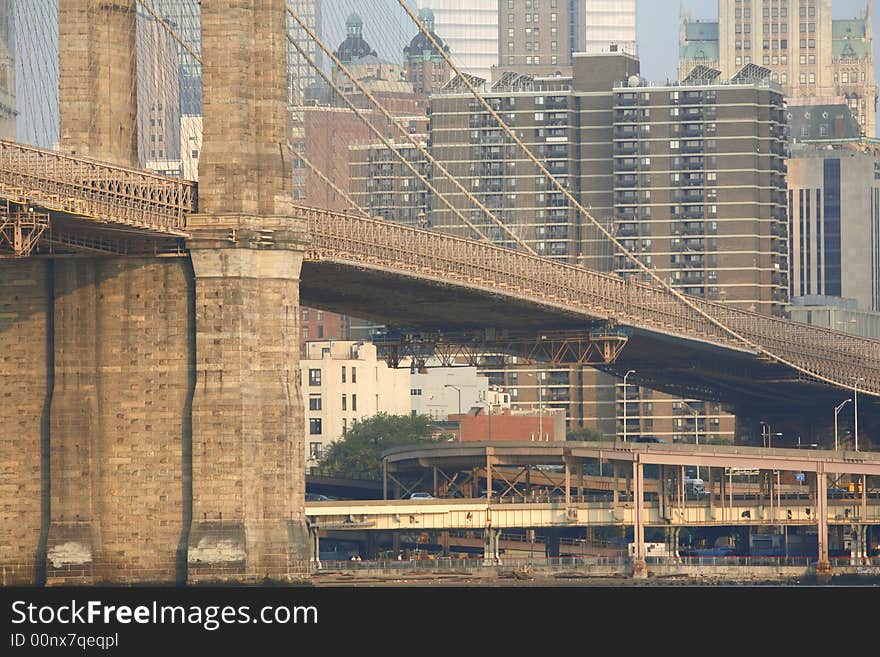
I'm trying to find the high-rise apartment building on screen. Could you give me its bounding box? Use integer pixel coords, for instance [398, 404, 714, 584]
[136, 8, 182, 171]
[151, 0, 201, 116]
[786, 139, 880, 311]
[612, 72, 790, 316]
[495, 0, 575, 80]
[417, 0, 499, 81]
[680, 1, 877, 137]
[287, 0, 322, 107]
[582, 0, 637, 55]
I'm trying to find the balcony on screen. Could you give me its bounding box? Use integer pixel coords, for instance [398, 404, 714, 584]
[616, 175, 638, 188]
[677, 221, 705, 236]
[677, 271, 705, 285]
[676, 190, 704, 203]
[616, 93, 638, 106]
[680, 157, 704, 170]
[616, 223, 638, 236]
[615, 109, 638, 123]
[616, 158, 637, 171]
[681, 140, 704, 153]
[614, 126, 638, 139]
[681, 124, 703, 138]
[615, 142, 638, 155]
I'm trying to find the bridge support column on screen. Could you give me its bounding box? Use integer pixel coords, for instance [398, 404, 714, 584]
[45, 259, 192, 585]
[815, 470, 831, 580]
[187, 243, 310, 583]
[545, 528, 561, 558]
[308, 525, 321, 571]
[0, 261, 51, 584]
[58, 0, 138, 167]
[631, 458, 647, 579]
[483, 528, 501, 565]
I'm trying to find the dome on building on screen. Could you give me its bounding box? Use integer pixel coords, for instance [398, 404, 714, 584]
[404, 9, 449, 61]
[335, 12, 377, 63]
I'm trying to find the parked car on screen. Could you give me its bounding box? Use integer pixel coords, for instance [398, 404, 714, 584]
[409, 492, 434, 500]
[305, 493, 334, 502]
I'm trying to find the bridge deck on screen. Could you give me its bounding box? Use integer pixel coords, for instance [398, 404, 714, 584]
[0, 142, 878, 399]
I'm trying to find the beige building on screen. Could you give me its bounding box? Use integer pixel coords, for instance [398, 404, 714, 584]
[301, 341, 411, 468]
[494, 0, 574, 80]
[680, 0, 877, 137]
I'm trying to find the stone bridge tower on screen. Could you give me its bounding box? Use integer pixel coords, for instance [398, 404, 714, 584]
[0, 0, 309, 585]
[186, 0, 309, 582]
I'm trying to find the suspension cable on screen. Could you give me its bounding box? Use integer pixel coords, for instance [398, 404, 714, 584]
[395, 0, 871, 395]
[288, 7, 536, 255]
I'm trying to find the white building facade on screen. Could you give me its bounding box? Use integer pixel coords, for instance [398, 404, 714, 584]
[583, 0, 637, 55]
[417, 0, 498, 81]
[301, 341, 411, 467]
[409, 362, 490, 419]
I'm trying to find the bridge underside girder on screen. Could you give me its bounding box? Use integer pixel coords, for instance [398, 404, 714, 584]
[301, 260, 880, 421]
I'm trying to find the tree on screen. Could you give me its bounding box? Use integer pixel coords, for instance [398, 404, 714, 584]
[317, 413, 438, 480]
[566, 426, 606, 442]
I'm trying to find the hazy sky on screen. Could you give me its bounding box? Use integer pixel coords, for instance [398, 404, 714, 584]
[639, 0, 875, 82]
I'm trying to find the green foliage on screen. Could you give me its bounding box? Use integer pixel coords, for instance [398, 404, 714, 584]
[566, 426, 606, 442]
[317, 413, 438, 480]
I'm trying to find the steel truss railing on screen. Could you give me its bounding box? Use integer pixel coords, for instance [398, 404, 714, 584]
[0, 140, 194, 234]
[301, 205, 880, 397]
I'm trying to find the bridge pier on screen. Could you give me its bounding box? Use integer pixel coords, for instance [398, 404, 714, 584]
[0, 261, 51, 585]
[631, 458, 648, 579]
[46, 259, 192, 585]
[483, 528, 501, 565]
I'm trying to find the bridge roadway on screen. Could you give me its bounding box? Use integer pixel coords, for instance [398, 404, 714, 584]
[2, 139, 880, 417]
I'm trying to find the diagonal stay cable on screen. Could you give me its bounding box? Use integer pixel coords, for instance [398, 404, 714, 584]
[287, 6, 536, 255]
[395, 0, 874, 396]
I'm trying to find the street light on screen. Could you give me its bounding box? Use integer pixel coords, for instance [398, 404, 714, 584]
[622, 369, 636, 442]
[444, 384, 462, 415]
[852, 377, 865, 451]
[834, 399, 852, 451]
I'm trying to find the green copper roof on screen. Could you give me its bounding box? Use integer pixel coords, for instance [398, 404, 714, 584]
[681, 42, 719, 61]
[684, 21, 718, 41]
[832, 19, 870, 59]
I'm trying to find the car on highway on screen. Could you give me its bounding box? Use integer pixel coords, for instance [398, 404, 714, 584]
[409, 492, 434, 500]
[305, 493, 335, 502]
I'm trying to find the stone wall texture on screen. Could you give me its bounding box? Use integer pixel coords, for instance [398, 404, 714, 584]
[0, 261, 50, 585]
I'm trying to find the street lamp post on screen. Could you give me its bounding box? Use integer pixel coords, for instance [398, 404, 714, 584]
[834, 399, 852, 451]
[622, 370, 636, 442]
[852, 377, 864, 451]
[444, 384, 462, 415]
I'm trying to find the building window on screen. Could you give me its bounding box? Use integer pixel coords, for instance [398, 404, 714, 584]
[309, 418, 322, 435]
[308, 369, 321, 386]
[411, 389, 423, 396]
[309, 397, 322, 411]
[309, 442, 323, 461]
[342, 395, 347, 411]
[352, 394, 358, 412]
[342, 365, 346, 383]
[351, 367, 357, 383]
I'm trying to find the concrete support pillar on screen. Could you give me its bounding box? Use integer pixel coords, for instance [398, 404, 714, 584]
[564, 459, 571, 506]
[673, 527, 681, 559]
[485, 447, 493, 500]
[308, 526, 320, 570]
[0, 261, 52, 584]
[59, 0, 138, 167]
[816, 470, 831, 578]
[483, 528, 501, 565]
[631, 458, 647, 579]
[187, 247, 309, 583]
